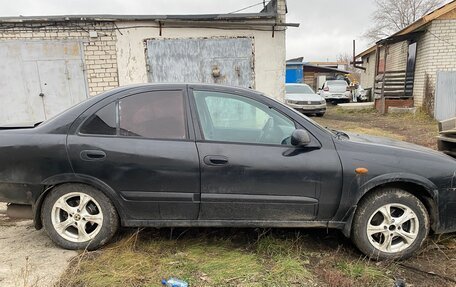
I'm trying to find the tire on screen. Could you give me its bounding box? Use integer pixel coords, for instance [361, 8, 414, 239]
[316, 112, 325, 117]
[352, 188, 429, 260]
[41, 183, 119, 250]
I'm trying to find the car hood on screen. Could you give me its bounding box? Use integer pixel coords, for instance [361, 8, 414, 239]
[285, 93, 322, 101]
[346, 132, 450, 158]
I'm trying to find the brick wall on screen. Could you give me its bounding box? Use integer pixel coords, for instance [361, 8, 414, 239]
[0, 21, 119, 96]
[386, 41, 408, 71]
[413, 19, 456, 107]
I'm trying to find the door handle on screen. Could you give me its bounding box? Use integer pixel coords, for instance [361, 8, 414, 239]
[80, 150, 106, 161]
[203, 155, 229, 166]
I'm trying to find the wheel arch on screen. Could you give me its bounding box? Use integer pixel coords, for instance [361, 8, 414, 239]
[34, 174, 125, 230]
[342, 174, 439, 237]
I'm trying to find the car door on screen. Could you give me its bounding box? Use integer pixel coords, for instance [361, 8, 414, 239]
[189, 87, 342, 221]
[67, 88, 200, 221]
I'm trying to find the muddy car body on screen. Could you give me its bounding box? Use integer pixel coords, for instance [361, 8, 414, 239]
[0, 84, 455, 259]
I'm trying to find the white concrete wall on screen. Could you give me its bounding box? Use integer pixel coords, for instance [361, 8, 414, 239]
[115, 23, 286, 101]
[360, 53, 376, 89]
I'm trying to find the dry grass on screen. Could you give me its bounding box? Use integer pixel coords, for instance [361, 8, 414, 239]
[57, 229, 393, 287]
[315, 106, 439, 149]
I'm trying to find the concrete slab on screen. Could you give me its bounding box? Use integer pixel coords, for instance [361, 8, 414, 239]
[388, 107, 418, 114]
[337, 102, 375, 110]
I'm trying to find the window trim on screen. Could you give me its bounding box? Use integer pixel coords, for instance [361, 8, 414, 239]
[77, 89, 190, 141]
[190, 88, 299, 147]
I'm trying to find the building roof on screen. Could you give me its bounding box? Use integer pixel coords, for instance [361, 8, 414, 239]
[0, 0, 298, 27]
[356, 0, 456, 58]
[0, 13, 278, 23]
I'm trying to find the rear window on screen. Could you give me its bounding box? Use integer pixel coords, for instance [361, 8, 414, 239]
[327, 80, 347, 86]
[80, 103, 117, 135]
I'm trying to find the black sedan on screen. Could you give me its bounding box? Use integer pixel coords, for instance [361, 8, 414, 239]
[0, 84, 455, 260]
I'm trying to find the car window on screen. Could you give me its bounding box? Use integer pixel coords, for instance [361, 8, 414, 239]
[79, 102, 117, 135]
[327, 80, 347, 86]
[286, 85, 314, 94]
[119, 91, 187, 139]
[193, 90, 296, 145]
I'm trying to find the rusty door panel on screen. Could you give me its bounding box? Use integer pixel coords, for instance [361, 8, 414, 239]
[146, 38, 254, 88]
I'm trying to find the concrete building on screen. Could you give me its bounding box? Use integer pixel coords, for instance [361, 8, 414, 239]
[356, 0, 456, 119]
[0, 0, 296, 124]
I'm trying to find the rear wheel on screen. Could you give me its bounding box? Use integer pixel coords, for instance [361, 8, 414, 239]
[41, 184, 119, 250]
[316, 112, 325, 117]
[352, 188, 429, 260]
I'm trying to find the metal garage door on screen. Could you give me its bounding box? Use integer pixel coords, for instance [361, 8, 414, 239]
[0, 41, 88, 125]
[435, 71, 456, 121]
[146, 37, 254, 88]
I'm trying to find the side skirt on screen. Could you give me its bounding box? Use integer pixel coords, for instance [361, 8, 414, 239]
[122, 219, 346, 230]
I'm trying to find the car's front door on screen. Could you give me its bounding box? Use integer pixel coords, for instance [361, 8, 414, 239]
[190, 88, 342, 221]
[67, 88, 200, 221]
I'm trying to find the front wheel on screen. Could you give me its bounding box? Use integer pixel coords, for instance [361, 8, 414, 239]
[41, 184, 119, 250]
[352, 188, 429, 260]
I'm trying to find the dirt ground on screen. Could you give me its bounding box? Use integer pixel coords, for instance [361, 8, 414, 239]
[0, 203, 77, 287]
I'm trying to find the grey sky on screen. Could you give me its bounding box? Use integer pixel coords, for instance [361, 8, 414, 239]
[0, 0, 376, 61]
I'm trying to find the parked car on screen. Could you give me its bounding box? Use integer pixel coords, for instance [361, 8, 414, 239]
[353, 84, 368, 102]
[0, 83, 455, 260]
[319, 80, 351, 103]
[285, 83, 326, 116]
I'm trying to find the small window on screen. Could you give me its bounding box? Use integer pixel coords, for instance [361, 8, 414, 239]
[80, 102, 117, 135]
[119, 91, 187, 139]
[193, 90, 296, 145]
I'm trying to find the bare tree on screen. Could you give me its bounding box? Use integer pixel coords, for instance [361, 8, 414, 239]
[364, 0, 447, 42]
[337, 53, 361, 73]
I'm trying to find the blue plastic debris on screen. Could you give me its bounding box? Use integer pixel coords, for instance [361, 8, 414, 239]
[161, 277, 189, 287]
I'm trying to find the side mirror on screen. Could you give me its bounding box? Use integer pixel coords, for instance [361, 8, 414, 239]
[291, 129, 311, 146]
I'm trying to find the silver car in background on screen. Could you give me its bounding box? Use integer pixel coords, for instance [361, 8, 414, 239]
[285, 83, 326, 117]
[319, 80, 351, 103]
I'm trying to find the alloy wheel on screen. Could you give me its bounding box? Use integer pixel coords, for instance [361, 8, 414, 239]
[366, 203, 419, 253]
[51, 192, 103, 243]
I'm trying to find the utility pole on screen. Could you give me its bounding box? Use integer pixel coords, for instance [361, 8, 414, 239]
[351, 40, 366, 71]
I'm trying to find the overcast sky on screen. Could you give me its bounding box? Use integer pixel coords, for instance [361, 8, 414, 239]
[0, 0, 376, 61]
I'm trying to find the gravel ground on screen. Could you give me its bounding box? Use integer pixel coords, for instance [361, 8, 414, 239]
[0, 203, 77, 287]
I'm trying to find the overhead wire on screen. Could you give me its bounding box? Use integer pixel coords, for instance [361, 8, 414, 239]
[228, 1, 271, 14]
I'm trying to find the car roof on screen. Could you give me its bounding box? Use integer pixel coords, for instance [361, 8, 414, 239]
[285, 83, 310, 86]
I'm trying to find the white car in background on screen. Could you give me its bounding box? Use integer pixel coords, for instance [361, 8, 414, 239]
[319, 80, 351, 103]
[285, 83, 326, 117]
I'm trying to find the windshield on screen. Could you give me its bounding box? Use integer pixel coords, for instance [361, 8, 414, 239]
[327, 80, 348, 87]
[286, 85, 315, 94]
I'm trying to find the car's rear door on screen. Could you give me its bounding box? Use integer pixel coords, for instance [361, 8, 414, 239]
[67, 86, 200, 221]
[189, 86, 342, 222]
